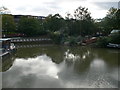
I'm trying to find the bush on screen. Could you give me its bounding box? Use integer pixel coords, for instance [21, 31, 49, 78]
[96, 37, 110, 47]
[61, 36, 83, 45]
[69, 36, 77, 45]
[109, 33, 120, 44]
[49, 31, 62, 44]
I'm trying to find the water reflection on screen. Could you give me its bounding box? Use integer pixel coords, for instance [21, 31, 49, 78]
[3, 54, 63, 88]
[2, 45, 119, 88]
[14, 55, 59, 79]
[90, 59, 106, 69]
[2, 53, 16, 72]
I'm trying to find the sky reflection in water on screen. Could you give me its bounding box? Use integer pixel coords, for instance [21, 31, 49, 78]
[2, 46, 119, 88]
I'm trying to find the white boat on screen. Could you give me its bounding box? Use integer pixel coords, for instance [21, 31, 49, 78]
[0, 38, 16, 57]
[107, 43, 120, 48]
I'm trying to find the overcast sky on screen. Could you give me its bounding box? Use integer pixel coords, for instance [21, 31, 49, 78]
[0, 0, 119, 19]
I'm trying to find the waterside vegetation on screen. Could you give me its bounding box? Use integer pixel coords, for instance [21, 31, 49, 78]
[2, 6, 120, 47]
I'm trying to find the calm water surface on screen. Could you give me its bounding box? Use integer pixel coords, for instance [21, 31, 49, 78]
[2, 45, 119, 88]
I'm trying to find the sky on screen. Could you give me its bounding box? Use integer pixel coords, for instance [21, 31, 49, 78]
[0, 0, 120, 19]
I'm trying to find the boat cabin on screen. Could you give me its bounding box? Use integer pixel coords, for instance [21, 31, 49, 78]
[0, 38, 16, 57]
[109, 30, 120, 36]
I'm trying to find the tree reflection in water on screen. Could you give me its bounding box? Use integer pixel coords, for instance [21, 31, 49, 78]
[2, 45, 119, 88]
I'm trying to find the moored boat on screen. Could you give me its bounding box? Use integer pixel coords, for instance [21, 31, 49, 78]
[0, 38, 16, 58]
[107, 43, 120, 48]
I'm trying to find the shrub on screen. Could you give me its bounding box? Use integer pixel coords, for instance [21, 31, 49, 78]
[109, 33, 120, 44]
[49, 31, 62, 44]
[96, 37, 110, 47]
[69, 37, 77, 45]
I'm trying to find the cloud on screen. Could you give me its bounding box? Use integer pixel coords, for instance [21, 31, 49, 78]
[87, 0, 120, 2]
[93, 2, 118, 10]
[1, 0, 120, 18]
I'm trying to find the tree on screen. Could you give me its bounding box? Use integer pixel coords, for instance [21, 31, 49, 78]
[37, 19, 47, 35]
[18, 17, 40, 36]
[64, 6, 96, 37]
[2, 14, 16, 33]
[100, 7, 118, 35]
[65, 12, 73, 20]
[44, 14, 65, 44]
[73, 6, 94, 36]
[44, 14, 65, 32]
[74, 6, 91, 20]
[115, 9, 120, 29]
[0, 6, 10, 14]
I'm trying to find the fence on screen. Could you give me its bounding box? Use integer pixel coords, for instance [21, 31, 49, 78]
[11, 38, 52, 43]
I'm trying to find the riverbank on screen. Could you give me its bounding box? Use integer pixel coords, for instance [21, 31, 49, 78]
[7, 34, 120, 49]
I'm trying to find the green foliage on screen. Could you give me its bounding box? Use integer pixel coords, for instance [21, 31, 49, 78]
[68, 36, 77, 45]
[100, 7, 119, 35]
[37, 20, 47, 35]
[74, 6, 91, 20]
[65, 20, 80, 36]
[96, 31, 120, 47]
[96, 37, 110, 47]
[62, 36, 83, 45]
[44, 14, 65, 32]
[50, 31, 62, 44]
[45, 6, 96, 45]
[115, 9, 120, 29]
[80, 20, 95, 36]
[109, 32, 120, 44]
[2, 14, 16, 33]
[18, 17, 40, 36]
[65, 6, 95, 37]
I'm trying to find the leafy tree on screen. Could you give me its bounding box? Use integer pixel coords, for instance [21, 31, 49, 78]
[74, 6, 91, 20]
[96, 37, 110, 47]
[2, 14, 16, 33]
[44, 14, 65, 32]
[73, 6, 95, 36]
[115, 9, 120, 29]
[100, 7, 118, 35]
[64, 6, 96, 37]
[50, 31, 62, 44]
[65, 12, 73, 20]
[18, 17, 40, 36]
[37, 19, 47, 35]
[43, 14, 66, 44]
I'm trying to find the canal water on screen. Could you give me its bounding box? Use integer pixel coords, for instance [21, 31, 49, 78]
[2, 45, 119, 88]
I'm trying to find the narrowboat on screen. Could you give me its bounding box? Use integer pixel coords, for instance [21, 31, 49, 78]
[0, 38, 16, 57]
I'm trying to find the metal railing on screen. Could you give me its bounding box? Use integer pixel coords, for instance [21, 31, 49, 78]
[11, 38, 52, 43]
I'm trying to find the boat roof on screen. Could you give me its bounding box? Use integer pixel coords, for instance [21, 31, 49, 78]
[0, 38, 12, 41]
[111, 30, 120, 33]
